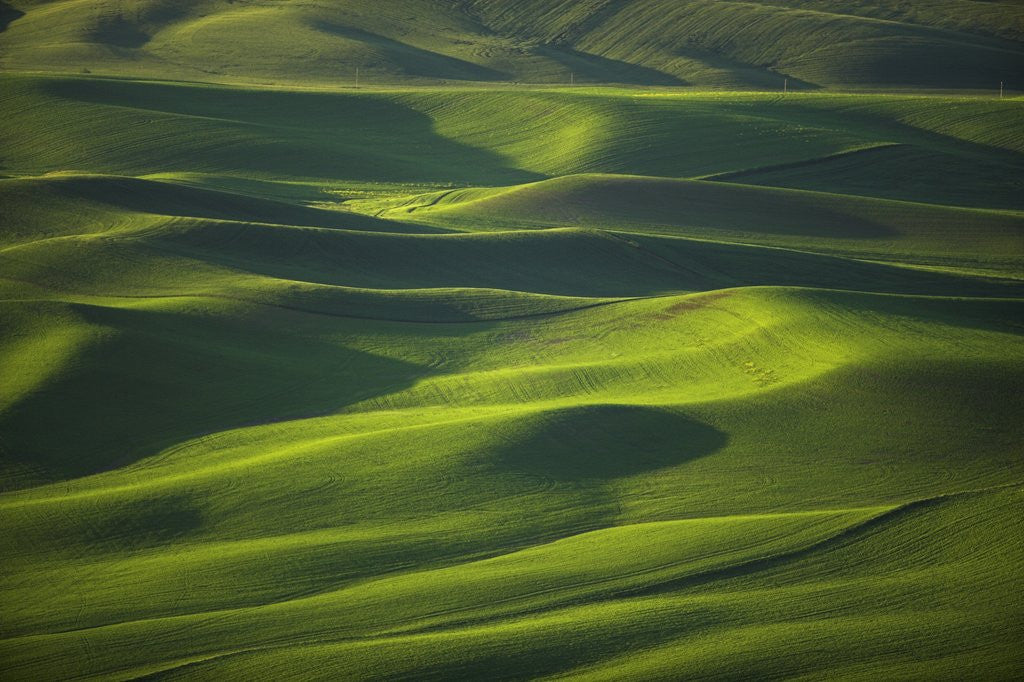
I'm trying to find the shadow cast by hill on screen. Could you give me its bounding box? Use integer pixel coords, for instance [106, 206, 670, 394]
[314, 22, 508, 81]
[0, 1, 23, 32]
[1, 174, 448, 237]
[88, 13, 150, 49]
[535, 45, 685, 85]
[38, 77, 544, 184]
[493, 405, 727, 481]
[0, 301, 434, 488]
[81, 494, 204, 551]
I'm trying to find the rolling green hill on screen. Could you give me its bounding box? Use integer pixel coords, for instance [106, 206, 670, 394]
[1, 2, 1023, 680]
[1, 0, 1023, 89]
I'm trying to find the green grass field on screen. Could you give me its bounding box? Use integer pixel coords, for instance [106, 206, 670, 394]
[1, 1, 1023, 679]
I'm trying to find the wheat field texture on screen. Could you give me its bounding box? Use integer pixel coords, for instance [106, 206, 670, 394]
[1, 1, 1023, 680]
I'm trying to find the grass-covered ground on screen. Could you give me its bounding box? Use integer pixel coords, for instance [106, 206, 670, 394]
[1, 1, 1023, 678]
[2, 0, 1023, 89]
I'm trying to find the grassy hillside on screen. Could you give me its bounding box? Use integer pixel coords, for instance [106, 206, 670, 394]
[4, 75, 1022, 207]
[1, 4, 1023, 679]
[375, 173, 1024, 272]
[2, 0, 1023, 89]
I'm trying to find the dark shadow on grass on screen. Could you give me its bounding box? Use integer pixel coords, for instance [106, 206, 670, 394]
[0, 302, 436, 487]
[493, 404, 727, 481]
[716, 97, 1024, 198]
[144, 222, 696, 298]
[88, 13, 150, 49]
[485, 175, 900, 238]
[82, 494, 204, 550]
[313, 22, 508, 82]
[0, 1, 24, 32]
[534, 45, 686, 85]
[677, 44, 820, 90]
[30, 174, 447, 234]
[39, 77, 544, 184]
[630, 233, 1024, 298]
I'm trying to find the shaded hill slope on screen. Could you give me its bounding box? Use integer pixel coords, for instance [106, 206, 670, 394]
[379, 173, 1024, 274]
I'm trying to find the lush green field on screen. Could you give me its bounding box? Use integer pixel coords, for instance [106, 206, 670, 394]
[2, 0, 1023, 89]
[2, 1, 1024, 679]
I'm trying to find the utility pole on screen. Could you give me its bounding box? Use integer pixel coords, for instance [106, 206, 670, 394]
[1000, 80, 1004, 99]
[570, 72, 574, 86]
[784, 78, 788, 94]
